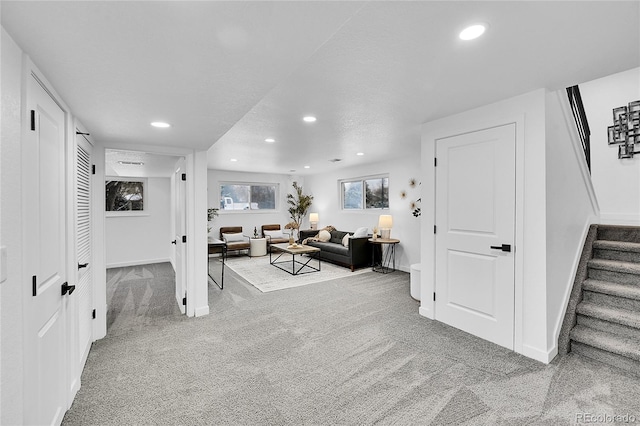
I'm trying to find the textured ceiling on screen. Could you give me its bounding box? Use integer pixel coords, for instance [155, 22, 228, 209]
[2, 1, 639, 175]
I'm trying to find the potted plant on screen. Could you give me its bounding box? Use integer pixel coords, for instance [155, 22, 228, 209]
[286, 181, 313, 241]
[207, 208, 219, 234]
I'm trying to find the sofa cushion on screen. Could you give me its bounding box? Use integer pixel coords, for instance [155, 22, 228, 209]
[353, 227, 368, 238]
[223, 232, 245, 242]
[263, 230, 284, 239]
[330, 230, 349, 245]
[318, 230, 331, 242]
[342, 234, 350, 248]
[308, 241, 349, 256]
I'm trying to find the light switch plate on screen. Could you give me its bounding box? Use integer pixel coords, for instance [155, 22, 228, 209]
[0, 246, 7, 283]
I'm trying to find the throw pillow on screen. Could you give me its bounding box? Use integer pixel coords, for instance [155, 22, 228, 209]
[342, 233, 351, 248]
[318, 230, 331, 242]
[263, 230, 284, 239]
[353, 227, 368, 238]
[223, 232, 245, 242]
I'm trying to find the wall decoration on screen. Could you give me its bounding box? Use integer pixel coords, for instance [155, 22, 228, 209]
[105, 179, 144, 212]
[402, 178, 421, 217]
[608, 99, 640, 159]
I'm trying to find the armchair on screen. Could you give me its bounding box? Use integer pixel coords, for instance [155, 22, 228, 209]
[219, 226, 250, 256]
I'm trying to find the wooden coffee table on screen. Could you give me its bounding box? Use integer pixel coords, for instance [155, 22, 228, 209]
[269, 243, 321, 275]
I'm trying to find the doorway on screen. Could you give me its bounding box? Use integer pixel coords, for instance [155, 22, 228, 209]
[103, 149, 186, 333]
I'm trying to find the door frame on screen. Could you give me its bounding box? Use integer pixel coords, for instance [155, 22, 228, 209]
[91, 143, 207, 338]
[173, 158, 187, 314]
[420, 98, 534, 357]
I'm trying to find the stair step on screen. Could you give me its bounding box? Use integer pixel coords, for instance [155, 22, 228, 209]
[575, 301, 640, 331]
[583, 279, 640, 301]
[583, 289, 640, 312]
[593, 240, 640, 263]
[577, 314, 640, 339]
[597, 225, 640, 244]
[594, 240, 640, 252]
[587, 259, 640, 285]
[570, 325, 640, 362]
[571, 342, 640, 377]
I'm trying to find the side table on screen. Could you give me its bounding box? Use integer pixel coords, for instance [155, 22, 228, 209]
[250, 237, 267, 257]
[368, 238, 400, 274]
[208, 238, 226, 289]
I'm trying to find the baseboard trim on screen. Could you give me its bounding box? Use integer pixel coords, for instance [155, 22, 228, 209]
[194, 305, 209, 317]
[521, 343, 557, 364]
[419, 306, 434, 319]
[106, 258, 171, 269]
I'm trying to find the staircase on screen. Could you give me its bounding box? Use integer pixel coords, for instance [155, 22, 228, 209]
[568, 225, 640, 375]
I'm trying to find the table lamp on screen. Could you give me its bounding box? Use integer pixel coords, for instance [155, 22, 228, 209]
[309, 213, 319, 230]
[378, 214, 393, 239]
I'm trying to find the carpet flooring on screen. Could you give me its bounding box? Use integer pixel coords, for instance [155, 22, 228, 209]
[63, 263, 640, 425]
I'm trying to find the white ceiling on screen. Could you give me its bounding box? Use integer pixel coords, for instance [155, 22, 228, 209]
[2, 1, 639, 175]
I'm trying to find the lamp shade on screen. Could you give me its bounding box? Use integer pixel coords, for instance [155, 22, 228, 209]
[378, 215, 393, 229]
[309, 213, 319, 223]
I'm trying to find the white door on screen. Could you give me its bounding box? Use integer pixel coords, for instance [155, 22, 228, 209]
[174, 160, 187, 313]
[435, 124, 516, 349]
[24, 74, 68, 425]
[75, 132, 93, 372]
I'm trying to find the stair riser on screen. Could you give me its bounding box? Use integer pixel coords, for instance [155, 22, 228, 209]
[597, 227, 640, 244]
[588, 268, 640, 286]
[577, 314, 640, 339]
[583, 290, 640, 312]
[593, 248, 640, 264]
[571, 341, 640, 377]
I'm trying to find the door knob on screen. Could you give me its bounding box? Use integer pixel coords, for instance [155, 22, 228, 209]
[490, 244, 511, 252]
[78, 262, 88, 269]
[61, 282, 76, 296]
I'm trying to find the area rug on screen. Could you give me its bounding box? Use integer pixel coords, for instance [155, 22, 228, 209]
[224, 254, 370, 292]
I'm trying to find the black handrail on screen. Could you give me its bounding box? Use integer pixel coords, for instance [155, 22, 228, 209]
[566, 85, 591, 172]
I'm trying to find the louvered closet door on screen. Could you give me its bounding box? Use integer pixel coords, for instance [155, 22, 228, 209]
[76, 134, 93, 369]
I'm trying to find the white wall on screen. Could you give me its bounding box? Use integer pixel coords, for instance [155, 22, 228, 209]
[545, 89, 599, 354]
[0, 27, 25, 426]
[207, 169, 293, 238]
[421, 90, 550, 363]
[581, 67, 640, 225]
[304, 156, 422, 273]
[105, 177, 172, 268]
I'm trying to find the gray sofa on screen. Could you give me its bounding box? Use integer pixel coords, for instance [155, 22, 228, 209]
[299, 229, 373, 271]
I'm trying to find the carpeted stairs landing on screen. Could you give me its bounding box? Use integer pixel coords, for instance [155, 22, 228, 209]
[568, 225, 640, 375]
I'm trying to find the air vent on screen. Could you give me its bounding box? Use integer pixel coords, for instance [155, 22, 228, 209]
[118, 161, 144, 166]
[329, 158, 342, 163]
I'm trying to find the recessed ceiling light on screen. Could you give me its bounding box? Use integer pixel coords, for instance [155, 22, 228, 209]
[459, 24, 487, 41]
[265, 138, 275, 143]
[150, 121, 171, 128]
[304, 165, 311, 169]
[356, 152, 364, 156]
[230, 158, 237, 162]
[303, 116, 317, 123]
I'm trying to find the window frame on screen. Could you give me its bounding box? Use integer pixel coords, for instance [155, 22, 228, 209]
[218, 181, 279, 213]
[339, 174, 390, 211]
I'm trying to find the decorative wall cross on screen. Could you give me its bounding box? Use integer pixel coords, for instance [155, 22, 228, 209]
[608, 100, 640, 159]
